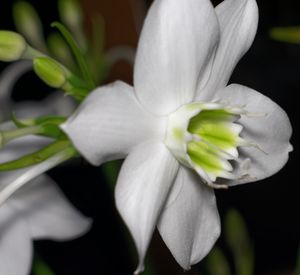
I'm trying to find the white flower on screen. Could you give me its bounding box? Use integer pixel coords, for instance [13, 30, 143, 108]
[0, 65, 89, 275]
[0, 130, 91, 275]
[62, 0, 292, 273]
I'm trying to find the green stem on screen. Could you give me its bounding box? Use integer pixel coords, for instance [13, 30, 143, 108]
[1, 125, 41, 147]
[0, 140, 76, 171]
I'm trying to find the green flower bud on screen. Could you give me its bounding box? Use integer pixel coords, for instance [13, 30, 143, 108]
[0, 31, 27, 61]
[13, 1, 47, 52]
[58, 0, 82, 28]
[33, 57, 67, 88]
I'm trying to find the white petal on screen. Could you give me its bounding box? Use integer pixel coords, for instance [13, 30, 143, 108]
[197, 0, 258, 101]
[0, 204, 32, 275]
[62, 81, 165, 166]
[134, 0, 220, 115]
[216, 84, 292, 185]
[10, 174, 91, 240]
[157, 167, 220, 270]
[115, 141, 179, 274]
[0, 61, 32, 119]
[14, 91, 76, 118]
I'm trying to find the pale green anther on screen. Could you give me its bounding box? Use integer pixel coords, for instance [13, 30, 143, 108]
[33, 57, 68, 88]
[165, 102, 243, 184]
[0, 31, 27, 61]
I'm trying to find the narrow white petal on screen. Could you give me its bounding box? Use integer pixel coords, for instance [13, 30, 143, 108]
[10, 174, 91, 240]
[62, 81, 165, 166]
[216, 84, 292, 185]
[0, 61, 32, 119]
[197, 0, 258, 100]
[134, 0, 220, 115]
[115, 141, 179, 274]
[14, 91, 76, 118]
[0, 148, 72, 206]
[157, 167, 220, 270]
[0, 205, 32, 275]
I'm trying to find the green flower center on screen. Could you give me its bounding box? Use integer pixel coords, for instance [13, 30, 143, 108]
[164, 102, 258, 188]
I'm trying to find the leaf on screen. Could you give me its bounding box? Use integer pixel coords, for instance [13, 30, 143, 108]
[206, 247, 231, 275]
[32, 257, 55, 275]
[225, 209, 254, 275]
[270, 27, 300, 44]
[51, 22, 95, 90]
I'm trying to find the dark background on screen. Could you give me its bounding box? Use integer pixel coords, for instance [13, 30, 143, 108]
[0, 0, 299, 274]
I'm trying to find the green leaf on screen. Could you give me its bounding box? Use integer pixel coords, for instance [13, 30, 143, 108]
[225, 209, 254, 275]
[0, 140, 73, 171]
[32, 257, 55, 275]
[206, 247, 231, 275]
[51, 22, 95, 90]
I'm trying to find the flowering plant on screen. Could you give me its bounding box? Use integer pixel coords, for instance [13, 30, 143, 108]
[0, 0, 293, 274]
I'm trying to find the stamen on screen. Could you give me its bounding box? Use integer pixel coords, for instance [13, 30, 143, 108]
[244, 112, 267, 118]
[240, 158, 251, 170]
[199, 137, 239, 161]
[238, 173, 257, 181]
[238, 138, 268, 154]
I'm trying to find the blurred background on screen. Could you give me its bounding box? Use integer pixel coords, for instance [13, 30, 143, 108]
[0, 0, 299, 274]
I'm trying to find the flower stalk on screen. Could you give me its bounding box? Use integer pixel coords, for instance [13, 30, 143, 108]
[0, 145, 77, 206]
[0, 125, 41, 148]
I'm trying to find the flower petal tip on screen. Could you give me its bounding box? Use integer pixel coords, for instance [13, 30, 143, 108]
[133, 264, 144, 275]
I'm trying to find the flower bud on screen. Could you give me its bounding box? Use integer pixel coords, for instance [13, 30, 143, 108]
[33, 57, 67, 88]
[13, 1, 47, 52]
[58, 0, 82, 28]
[0, 31, 27, 61]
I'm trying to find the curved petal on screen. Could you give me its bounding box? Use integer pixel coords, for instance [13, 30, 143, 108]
[197, 0, 258, 101]
[157, 167, 220, 270]
[216, 84, 292, 185]
[14, 91, 76, 118]
[61, 81, 165, 166]
[115, 141, 179, 274]
[10, 174, 91, 241]
[0, 61, 32, 119]
[134, 0, 220, 115]
[0, 204, 32, 275]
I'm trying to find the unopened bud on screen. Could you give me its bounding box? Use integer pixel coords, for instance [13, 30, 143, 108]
[59, 0, 82, 28]
[33, 57, 67, 88]
[0, 31, 27, 61]
[13, 1, 47, 52]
